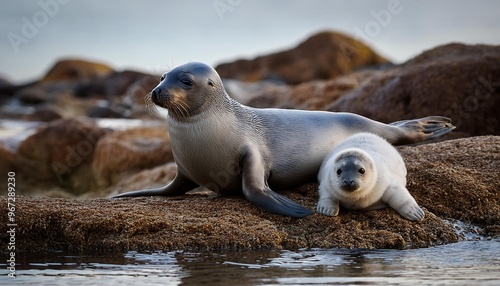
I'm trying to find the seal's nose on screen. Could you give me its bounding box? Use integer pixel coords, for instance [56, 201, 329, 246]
[151, 87, 161, 103]
[343, 180, 358, 192]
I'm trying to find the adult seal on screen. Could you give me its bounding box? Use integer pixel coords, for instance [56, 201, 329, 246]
[316, 133, 425, 221]
[113, 62, 453, 218]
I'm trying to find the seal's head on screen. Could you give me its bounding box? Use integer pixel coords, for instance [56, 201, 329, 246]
[148, 62, 227, 120]
[330, 148, 376, 198]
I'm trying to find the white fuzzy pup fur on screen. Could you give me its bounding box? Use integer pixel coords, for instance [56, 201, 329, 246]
[317, 133, 424, 221]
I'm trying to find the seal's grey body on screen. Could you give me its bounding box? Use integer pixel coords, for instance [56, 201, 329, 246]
[113, 62, 454, 218]
[316, 133, 425, 221]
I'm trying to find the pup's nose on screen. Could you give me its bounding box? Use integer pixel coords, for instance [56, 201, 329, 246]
[343, 180, 357, 192]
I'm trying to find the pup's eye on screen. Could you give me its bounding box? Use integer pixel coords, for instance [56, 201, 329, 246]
[358, 168, 365, 174]
[160, 74, 166, 81]
[336, 169, 342, 176]
[181, 78, 193, 86]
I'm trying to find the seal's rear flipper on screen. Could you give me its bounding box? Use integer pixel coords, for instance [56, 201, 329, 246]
[389, 116, 455, 144]
[112, 187, 169, 198]
[111, 173, 198, 198]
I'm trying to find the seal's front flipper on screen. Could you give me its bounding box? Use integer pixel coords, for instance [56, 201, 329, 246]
[241, 147, 313, 218]
[112, 173, 198, 198]
[383, 185, 425, 222]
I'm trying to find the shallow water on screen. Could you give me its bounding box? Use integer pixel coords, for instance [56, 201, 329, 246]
[2, 239, 499, 285]
[0, 118, 164, 151]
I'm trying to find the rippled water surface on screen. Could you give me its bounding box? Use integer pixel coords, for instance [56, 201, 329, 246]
[2, 239, 499, 285]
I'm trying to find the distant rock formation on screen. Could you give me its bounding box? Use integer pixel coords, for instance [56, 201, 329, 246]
[0, 58, 159, 120]
[41, 58, 114, 83]
[216, 31, 390, 84]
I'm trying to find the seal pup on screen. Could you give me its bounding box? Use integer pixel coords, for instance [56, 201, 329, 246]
[317, 133, 425, 221]
[113, 62, 453, 218]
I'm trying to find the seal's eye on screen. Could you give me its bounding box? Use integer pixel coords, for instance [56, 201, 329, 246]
[180, 78, 193, 87]
[160, 74, 166, 81]
[358, 168, 365, 174]
[336, 169, 342, 176]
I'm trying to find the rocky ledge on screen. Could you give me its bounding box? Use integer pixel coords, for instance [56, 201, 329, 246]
[1, 136, 498, 253]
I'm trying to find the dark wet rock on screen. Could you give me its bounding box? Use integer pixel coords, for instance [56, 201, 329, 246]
[216, 31, 389, 85]
[1, 59, 158, 121]
[0, 80, 34, 100]
[87, 106, 124, 118]
[68, 71, 160, 119]
[73, 70, 154, 99]
[15, 88, 49, 104]
[1, 136, 498, 252]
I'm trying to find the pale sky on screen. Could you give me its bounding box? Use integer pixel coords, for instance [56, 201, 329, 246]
[1, 0, 499, 83]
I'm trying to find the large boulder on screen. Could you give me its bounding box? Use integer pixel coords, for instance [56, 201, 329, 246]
[93, 127, 173, 187]
[2, 136, 498, 252]
[15, 118, 111, 194]
[216, 31, 389, 85]
[329, 44, 500, 137]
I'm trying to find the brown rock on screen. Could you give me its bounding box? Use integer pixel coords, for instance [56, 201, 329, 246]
[93, 127, 172, 187]
[247, 71, 370, 109]
[41, 58, 114, 83]
[216, 31, 389, 85]
[329, 44, 500, 138]
[401, 136, 500, 227]
[2, 136, 498, 252]
[0, 145, 15, 184]
[16, 118, 110, 193]
[109, 162, 178, 196]
[24, 106, 63, 122]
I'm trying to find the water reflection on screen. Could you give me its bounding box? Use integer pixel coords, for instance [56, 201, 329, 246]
[2, 239, 499, 285]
